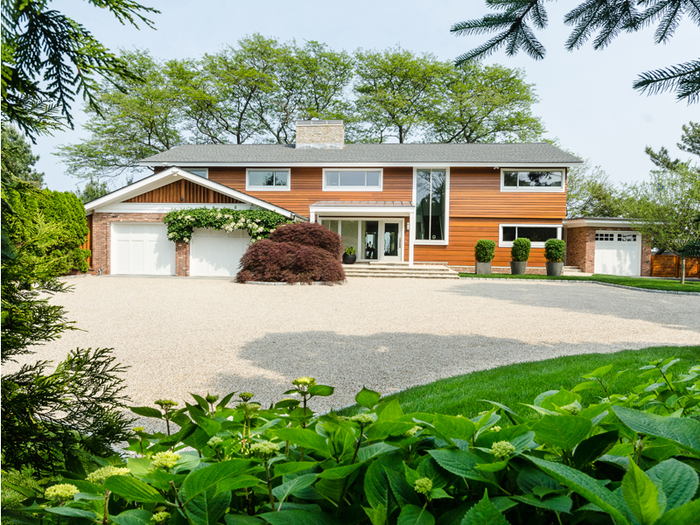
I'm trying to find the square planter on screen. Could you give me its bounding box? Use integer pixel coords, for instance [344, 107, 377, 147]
[546, 261, 563, 276]
[475, 261, 492, 275]
[510, 261, 528, 275]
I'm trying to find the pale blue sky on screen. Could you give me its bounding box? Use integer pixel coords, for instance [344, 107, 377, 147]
[33, 0, 699, 192]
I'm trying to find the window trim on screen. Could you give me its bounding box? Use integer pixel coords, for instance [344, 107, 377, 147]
[246, 168, 291, 191]
[412, 167, 450, 246]
[183, 168, 209, 179]
[500, 169, 565, 192]
[322, 168, 383, 192]
[498, 223, 563, 248]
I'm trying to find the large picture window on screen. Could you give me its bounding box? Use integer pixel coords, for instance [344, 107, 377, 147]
[499, 224, 562, 248]
[415, 169, 447, 242]
[246, 169, 290, 191]
[501, 170, 563, 191]
[323, 170, 382, 191]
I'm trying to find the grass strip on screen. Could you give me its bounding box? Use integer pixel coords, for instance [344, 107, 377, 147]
[339, 346, 699, 417]
[458, 273, 700, 293]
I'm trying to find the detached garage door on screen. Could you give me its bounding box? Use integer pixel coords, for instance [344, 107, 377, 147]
[112, 223, 175, 275]
[594, 231, 641, 276]
[190, 228, 250, 277]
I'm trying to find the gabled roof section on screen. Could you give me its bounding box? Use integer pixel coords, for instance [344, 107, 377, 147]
[84, 167, 298, 219]
[139, 143, 583, 167]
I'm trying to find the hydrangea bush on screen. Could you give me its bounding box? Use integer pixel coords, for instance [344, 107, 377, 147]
[162, 208, 291, 243]
[2, 359, 699, 525]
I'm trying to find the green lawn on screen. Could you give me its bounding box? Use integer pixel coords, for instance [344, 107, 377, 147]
[340, 346, 699, 417]
[458, 272, 700, 293]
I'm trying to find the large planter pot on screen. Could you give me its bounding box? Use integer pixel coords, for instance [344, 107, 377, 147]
[510, 261, 528, 275]
[546, 261, 564, 277]
[475, 261, 492, 275]
[342, 253, 357, 265]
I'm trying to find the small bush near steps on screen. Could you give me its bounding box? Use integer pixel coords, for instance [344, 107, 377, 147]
[511, 237, 531, 261]
[237, 222, 345, 283]
[4, 357, 699, 525]
[545, 239, 566, 263]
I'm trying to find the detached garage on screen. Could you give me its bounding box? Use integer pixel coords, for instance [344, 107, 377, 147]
[84, 167, 297, 276]
[564, 218, 651, 276]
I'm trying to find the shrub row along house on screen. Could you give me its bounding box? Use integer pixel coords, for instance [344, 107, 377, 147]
[85, 120, 651, 277]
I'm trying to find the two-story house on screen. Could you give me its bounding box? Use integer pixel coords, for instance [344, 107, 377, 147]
[85, 120, 585, 277]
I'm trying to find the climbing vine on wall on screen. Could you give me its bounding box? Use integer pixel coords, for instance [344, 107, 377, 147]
[162, 208, 291, 243]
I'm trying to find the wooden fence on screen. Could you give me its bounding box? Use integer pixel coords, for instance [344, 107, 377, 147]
[651, 253, 700, 278]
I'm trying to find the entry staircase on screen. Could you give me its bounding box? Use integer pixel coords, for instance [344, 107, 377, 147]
[343, 262, 459, 279]
[562, 265, 594, 277]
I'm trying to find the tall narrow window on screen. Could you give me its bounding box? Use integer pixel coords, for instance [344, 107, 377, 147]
[415, 169, 446, 241]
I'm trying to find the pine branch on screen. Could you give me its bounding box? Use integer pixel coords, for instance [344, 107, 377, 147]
[633, 59, 700, 103]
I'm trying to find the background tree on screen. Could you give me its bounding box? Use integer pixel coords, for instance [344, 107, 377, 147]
[566, 159, 626, 218]
[425, 63, 544, 143]
[1, 124, 44, 187]
[74, 177, 110, 204]
[625, 125, 700, 283]
[1, 0, 158, 138]
[57, 50, 185, 182]
[452, 0, 700, 103]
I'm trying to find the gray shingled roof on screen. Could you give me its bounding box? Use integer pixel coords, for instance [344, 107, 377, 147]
[140, 143, 582, 165]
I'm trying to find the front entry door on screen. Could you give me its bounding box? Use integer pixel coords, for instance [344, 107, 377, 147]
[361, 220, 403, 262]
[381, 221, 401, 262]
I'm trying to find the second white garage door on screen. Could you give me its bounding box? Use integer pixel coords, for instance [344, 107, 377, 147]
[190, 228, 251, 277]
[111, 223, 175, 275]
[594, 231, 641, 276]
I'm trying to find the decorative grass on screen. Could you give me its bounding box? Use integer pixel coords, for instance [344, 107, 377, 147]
[339, 346, 700, 417]
[457, 272, 700, 293]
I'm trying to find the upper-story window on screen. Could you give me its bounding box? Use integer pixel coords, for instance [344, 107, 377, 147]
[501, 170, 564, 191]
[323, 169, 382, 191]
[185, 168, 208, 179]
[415, 168, 448, 243]
[246, 169, 290, 191]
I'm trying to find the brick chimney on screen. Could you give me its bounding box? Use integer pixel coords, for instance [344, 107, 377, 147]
[295, 120, 344, 149]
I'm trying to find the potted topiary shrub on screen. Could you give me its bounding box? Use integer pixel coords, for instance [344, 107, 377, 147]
[342, 246, 357, 265]
[545, 239, 566, 276]
[510, 238, 531, 275]
[474, 239, 496, 275]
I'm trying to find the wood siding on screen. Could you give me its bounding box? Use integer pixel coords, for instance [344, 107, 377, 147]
[125, 179, 242, 204]
[651, 253, 700, 278]
[209, 167, 413, 217]
[449, 167, 566, 219]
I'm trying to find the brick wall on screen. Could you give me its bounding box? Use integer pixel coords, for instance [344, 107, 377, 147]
[90, 212, 189, 276]
[565, 226, 651, 276]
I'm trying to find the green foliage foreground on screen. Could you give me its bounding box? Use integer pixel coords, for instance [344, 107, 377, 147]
[3, 357, 699, 524]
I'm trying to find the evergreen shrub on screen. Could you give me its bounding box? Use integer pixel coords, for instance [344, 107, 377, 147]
[511, 237, 531, 261]
[545, 239, 566, 262]
[474, 239, 496, 262]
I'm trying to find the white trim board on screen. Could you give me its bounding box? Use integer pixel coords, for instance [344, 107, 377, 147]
[96, 203, 254, 214]
[141, 161, 579, 169]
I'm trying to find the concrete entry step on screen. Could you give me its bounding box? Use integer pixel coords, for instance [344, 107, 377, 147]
[561, 265, 594, 276]
[343, 264, 460, 279]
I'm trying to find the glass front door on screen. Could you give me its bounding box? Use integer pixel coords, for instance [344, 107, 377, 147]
[382, 222, 401, 261]
[321, 218, 403, 262]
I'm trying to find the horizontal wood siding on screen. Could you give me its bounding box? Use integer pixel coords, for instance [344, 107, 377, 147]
[415, 217, 560, 267]
[209, 167, 413, 217]
[450, 167, 566, 219]
[651, 254, 700, 278]
[125, 179, 242, 204]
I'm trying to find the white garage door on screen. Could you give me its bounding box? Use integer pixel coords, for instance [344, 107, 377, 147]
[112, 223, 175, 275]
[190, 228, 250, 277]
[594, 231, 641, 276]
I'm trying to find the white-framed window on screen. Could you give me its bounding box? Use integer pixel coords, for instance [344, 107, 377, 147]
[501, 169, 564, 192]
[499, 224, 562, 248]
[595, 232, 615, 242]
[184, 168, 208, 179]
[414, 168, 450, 244]
[322, 169, 382, 191]
[246, 169, 290, 191]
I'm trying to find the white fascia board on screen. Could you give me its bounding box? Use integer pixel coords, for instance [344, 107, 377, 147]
[139, 161, 581, 169]
[96, 203, 253, 214]
[564, 218, 636, 228]
[310, 206, 414, 216]
[85, 166, 297, 219]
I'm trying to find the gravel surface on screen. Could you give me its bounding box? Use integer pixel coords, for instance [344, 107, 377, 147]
[11, 276, 700, 429]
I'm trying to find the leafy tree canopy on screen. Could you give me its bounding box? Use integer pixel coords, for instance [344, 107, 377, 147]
[452, 0, 700, 103]
[1, 0, 158, 138]
[58, 38, 545, 183]
[566, 159, 626, 218]
[1, 123, 44, 187]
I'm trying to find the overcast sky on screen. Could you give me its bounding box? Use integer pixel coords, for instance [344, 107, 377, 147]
[33, 0, 699, 192]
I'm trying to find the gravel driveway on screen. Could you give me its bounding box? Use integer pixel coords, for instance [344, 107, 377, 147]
[14, 276, 700, 422]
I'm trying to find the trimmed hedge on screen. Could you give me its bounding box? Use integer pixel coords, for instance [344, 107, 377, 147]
[545, 238, 566, 262]
[474, 239, 496, 262]
[511, 237, 531, 261]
